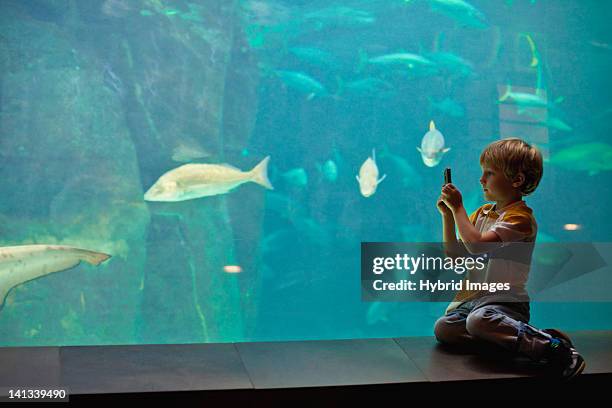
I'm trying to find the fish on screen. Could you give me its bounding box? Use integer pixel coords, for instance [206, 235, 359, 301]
[498, 85, 563, 110]
[378, 146, 423, 189]
[356, 149, 386, 197]
[171, 138, 211, 162]
[521, 33, 540, 68]
[417, 120, 450, 167]
[426, 0, 488, 29]
[274, 70, 328, 99]
[281, 167, 308, 187]
[303, 6, 375, 29]
[0, 245, 111, 310]
[366, 302, 397, 325]
[316, 159, 338, 182]
[546, 143, 612, 176]
[144, 156, 273, 201]
[428, 97, 465, 118]
[520, 109, 573, 132]
[425, 52, 474, 79]
[362, 51, 436, 72]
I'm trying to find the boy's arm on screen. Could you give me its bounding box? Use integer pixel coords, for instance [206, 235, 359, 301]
[452, 205, 503, 254]
[441, 214, 469, 258]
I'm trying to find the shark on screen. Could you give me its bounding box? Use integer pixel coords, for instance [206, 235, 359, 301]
[0, 245, 111, 310]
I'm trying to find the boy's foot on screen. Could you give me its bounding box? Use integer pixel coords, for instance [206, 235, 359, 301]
[542, 328, 574, 347]
[544, 336, 586, 380]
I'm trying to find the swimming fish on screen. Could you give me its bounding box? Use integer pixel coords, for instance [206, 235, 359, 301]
[303, 6, 375, 29]
[426, 0, 488, 29]
[378, 146, 423, 189]
[417, 120, 450, 167]
[425, 52, 474, 79]
[498, 85, 563, 110]
[366, 301, 397, 325]
[316, 159, 338, 182]
[356, 149, 386, 197]
[144, 156, 273, 201]
[363, 51, 436, 72]
[281, 167, 308, 187]
[274, 70, 328, 99]
[0, 245, 111, 310]
[546, 143, 612, 176]
[171, 138, 211, 162]
[521, 109, 573, 132]
[428, 97, 465, 118]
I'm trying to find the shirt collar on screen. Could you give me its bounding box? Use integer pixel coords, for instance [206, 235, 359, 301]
[482, 200, 524, 215]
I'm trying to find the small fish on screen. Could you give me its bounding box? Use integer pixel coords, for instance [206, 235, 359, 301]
[521, 110, 572, 132]
[521, 33, 539, 68]
[426, 0, 488, 29]
[546, 142, 612, 176]
[144, 156, 273, 201]
[275, 70, 328, 99]
[417, 121, 450, 167]
[303, 6, 375, 29]
[499, 85, 562, 110]
[171, 139, 211, 162]
[378, 146, 423, 189]
[425, 52, 474, 79]
[364, 51, 436, 71]
[316, 160, 338, 183]
[428, 97, 465, 118]
[0, 245, 111, 310]
[356, 149, 386, 197]
[366, 302, 397, 325]
[281, 168, 308, 188]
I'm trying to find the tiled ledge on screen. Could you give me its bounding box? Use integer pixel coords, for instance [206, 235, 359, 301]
[0, 331, 610, 395]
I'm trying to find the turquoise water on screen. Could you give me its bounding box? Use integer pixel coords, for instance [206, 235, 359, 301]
[0, 0, 611, 346]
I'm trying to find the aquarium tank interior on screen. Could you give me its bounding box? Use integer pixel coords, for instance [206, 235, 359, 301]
[0, 0, 611, 347]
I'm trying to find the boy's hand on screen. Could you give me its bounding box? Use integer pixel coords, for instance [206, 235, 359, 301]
[441, 183, 463, 213]
[436, 192, 452, 217]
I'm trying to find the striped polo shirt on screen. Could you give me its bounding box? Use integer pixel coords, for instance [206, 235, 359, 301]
[446, 199, 538, 312]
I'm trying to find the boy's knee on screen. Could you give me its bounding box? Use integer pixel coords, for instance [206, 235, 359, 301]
[434, 316, 459, 344]
[465, 307, 494, 337]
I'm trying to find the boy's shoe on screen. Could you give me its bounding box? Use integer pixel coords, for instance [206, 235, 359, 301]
[544, 336, 586, 380]
[542, 328, 574, 347]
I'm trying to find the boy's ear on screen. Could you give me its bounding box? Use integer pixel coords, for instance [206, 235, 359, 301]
[512, 172, 526, 188]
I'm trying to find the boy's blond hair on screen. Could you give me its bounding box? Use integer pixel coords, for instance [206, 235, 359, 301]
[479, 137, 543, 196]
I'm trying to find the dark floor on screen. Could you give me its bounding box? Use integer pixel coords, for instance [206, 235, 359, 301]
[1, 331, 611, 401]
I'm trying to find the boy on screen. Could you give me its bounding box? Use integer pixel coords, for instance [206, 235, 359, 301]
[434, 137, 585, 379]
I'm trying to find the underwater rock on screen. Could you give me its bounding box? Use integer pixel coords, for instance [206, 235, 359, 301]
[0, 10, 149, 346]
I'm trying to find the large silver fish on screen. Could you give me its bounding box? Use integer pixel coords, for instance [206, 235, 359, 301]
[144, 156, 273, 201]
[417, 120, 450, 167]
[0, 245, 111, 309]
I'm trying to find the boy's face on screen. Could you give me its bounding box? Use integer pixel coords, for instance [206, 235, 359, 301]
[479, 163, 516, 201]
